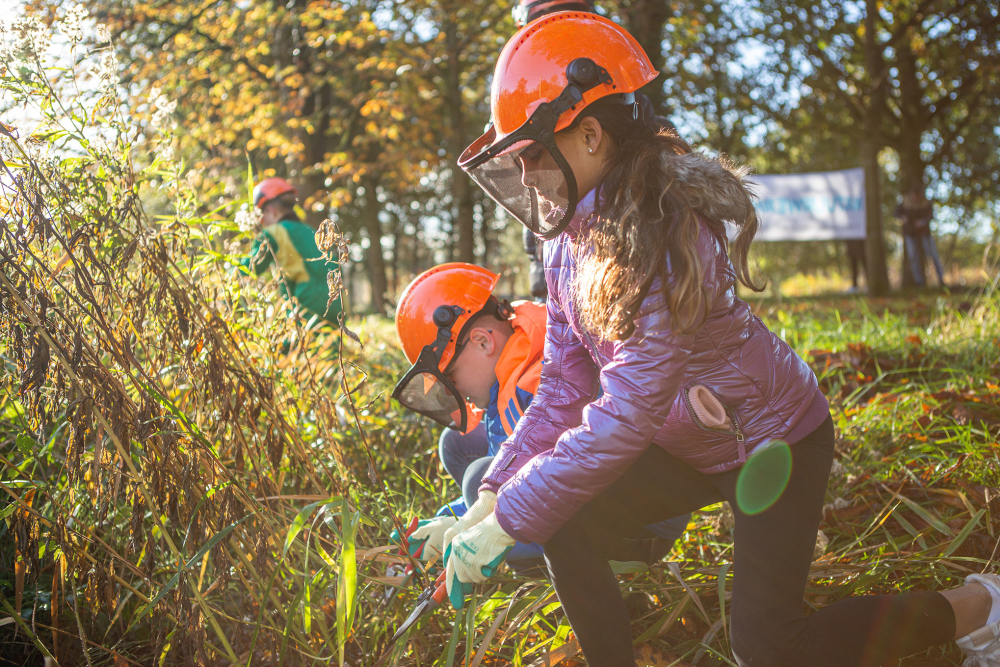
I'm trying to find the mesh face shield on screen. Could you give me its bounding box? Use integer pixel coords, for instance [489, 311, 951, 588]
[462, 132, 574, 239]
[393, 347, 469, 432]
[459, 58, 631, 241]
[392, 305, 471, 432]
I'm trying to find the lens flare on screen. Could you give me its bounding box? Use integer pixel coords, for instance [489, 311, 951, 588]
[735, 440, 792, 516]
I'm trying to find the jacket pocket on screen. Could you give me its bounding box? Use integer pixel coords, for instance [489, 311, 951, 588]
[683, 384, 746, 459]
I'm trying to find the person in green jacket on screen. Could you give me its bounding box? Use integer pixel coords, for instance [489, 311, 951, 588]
[247, 177, 343, 327]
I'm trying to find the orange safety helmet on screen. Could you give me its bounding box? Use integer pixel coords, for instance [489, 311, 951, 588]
[393, 263, 506, 432]
[253, 177, 298, 209]
[512, 0, 593, 27]
[459, 14, 657, 239]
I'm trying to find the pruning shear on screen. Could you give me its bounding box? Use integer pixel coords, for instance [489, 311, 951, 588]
[382, 517, 427, 608]
[376, 570, 449, 664]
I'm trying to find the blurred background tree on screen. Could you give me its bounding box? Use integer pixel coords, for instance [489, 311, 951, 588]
[32, 0, 998, 309]
[732, 0, 1000, 292]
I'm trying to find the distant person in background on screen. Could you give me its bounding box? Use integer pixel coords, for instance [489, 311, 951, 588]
[896, 186, 946, 288]
[245, 177, 343, 326]
[513, 0, 680, 302]
[845, 239, 866, 294]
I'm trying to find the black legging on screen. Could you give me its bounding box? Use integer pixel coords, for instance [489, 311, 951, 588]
[542, 416, 956, 667]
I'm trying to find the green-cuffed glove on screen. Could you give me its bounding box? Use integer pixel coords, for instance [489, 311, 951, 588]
[445, 511, 515, 609]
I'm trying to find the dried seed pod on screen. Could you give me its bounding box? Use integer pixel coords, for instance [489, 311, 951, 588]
[128, 491, 146, 555]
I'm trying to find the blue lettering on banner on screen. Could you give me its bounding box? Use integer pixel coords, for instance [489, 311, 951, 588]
[756, 196, 864, 215]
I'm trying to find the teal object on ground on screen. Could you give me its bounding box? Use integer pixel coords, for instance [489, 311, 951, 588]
[736, 440, 792, 516]
[249, 218, 342, 325]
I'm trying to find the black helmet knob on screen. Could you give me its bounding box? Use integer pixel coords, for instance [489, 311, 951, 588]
[566, 58, 599, 86]
[433, 305, 460, 328]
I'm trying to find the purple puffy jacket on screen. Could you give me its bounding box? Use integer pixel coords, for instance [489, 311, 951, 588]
[480, 153, 830, 545]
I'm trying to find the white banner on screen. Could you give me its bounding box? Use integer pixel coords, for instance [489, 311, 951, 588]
[744, 168, 866, 241]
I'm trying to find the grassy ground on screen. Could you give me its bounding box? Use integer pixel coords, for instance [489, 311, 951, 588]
[3, 286, 999, 666]
[354, 289, 1000, 667]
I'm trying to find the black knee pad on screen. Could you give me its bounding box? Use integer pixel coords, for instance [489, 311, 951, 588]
[731, 625, 806, 667]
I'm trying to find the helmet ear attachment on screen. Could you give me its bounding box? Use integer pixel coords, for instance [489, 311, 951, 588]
[429, 305, 466, 358]
[546, 58, 615, 120]
[433, 305, 464, 328]
[566, 58, 611, 88]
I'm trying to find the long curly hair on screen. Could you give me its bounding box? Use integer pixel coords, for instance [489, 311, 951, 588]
[569, 98, 763, 340]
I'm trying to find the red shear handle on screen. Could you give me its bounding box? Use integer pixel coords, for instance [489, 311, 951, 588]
[431, 571, 448, 605]
[398, 517, 419, 556]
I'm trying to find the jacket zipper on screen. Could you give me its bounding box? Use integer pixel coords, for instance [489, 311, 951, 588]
[682, 388, 747, 461]
[581, 330, 606, 399]
[582, 329, 606, 365]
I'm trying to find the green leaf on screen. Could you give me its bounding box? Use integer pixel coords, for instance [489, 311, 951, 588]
[897, 495, 954, 537]
[465, 590, 477, 666]
[718, 562, 731, 648]
[303, 569, 326, 636]
[278, 573, 310, 664]
[443, 606, 465, 667]
[0, 503, 17, 525]
[283, 498, 340, 558]
[893, 510, 928, 551]
[0, 596, 56, 662]
[128, 513, 255, 632]
[337, 499, 360, 667]
[315, 539, 339, 569]
[15, 433, 33, 456]
[941, 509, 985, 558]
[610, 560, 648, 575]
[157, 628, 177, 667]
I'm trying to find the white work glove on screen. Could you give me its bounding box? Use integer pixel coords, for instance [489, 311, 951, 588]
[407, 515, 457, 561]
[442, 491, 497, 549]
[445, 511, 515, 609]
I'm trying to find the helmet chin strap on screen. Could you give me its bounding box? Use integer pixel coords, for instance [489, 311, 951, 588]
[429, 305, 465, 359]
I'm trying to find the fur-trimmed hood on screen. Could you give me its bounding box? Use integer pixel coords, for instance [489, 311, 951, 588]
[564, 150, 758, 238]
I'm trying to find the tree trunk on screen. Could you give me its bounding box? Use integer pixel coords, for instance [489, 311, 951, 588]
[362, 178, 388, 314]
[297, 81, 333, 227]
[388, 211, 400, 299]
[895, 34, 927, 288]
[620, 0, 670, 112]
[444, 19, 476, 263]
[409, 220, 422, 281]
[862, 0, 891, 296]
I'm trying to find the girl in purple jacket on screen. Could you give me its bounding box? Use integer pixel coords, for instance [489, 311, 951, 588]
[444, 13, 1000, 667]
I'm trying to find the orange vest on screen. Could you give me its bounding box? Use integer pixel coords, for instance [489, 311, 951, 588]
[487, 301, 546, 441]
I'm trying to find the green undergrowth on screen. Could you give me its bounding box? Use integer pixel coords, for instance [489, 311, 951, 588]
[3, 161, 999, 667]
[354, 292, 1000, 667]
